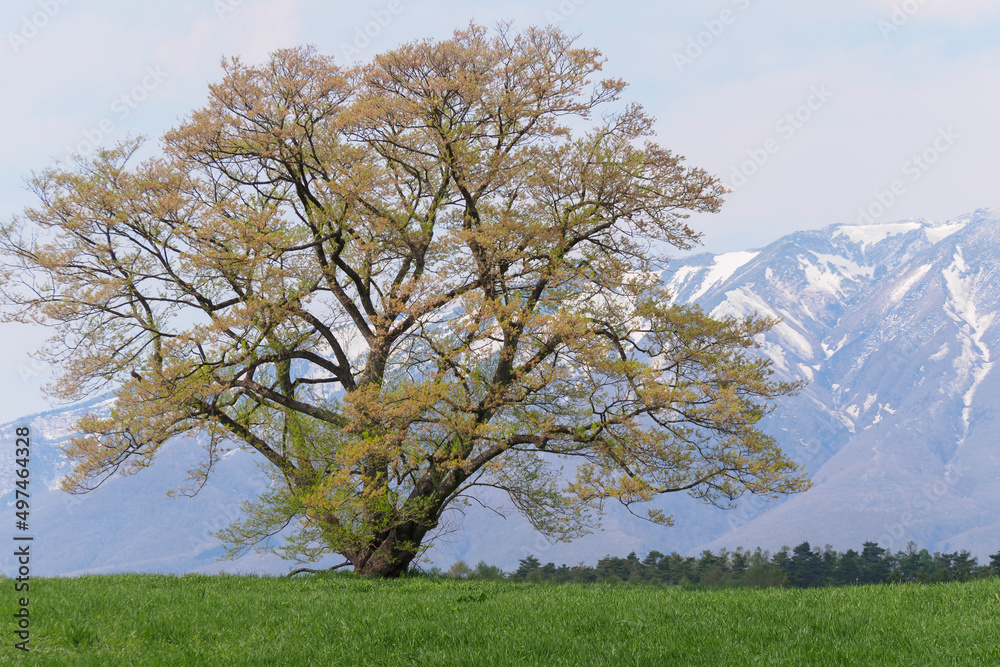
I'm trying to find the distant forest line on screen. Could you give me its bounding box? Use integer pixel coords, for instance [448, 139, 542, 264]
[426, 542, 1000, 588]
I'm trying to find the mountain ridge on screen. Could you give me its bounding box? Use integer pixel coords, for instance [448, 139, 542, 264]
[681, 207, 999, 558]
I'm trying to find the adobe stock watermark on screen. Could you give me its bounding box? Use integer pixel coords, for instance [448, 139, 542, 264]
[855, 127, 959, 225]
[339, 0, 403, 60]
[517, 531, 556, 564]
[673, 0, 752, 73]
[213, 0, 243, 19]
[878, 459, 964, 551]
[16, 355, 48, 389]
[878, 0, 931, 39]
[189, 498, 245, 555]
[726, 420, 841, 531]
[7, 0, 72, 53]
[724, 85, 834, 192]
[52, 65, 168, 172]
[726, 492, 772, 532]
[543, 0, 587, 23]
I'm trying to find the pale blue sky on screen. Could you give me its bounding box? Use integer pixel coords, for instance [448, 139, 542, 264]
[1, 0, 998, 422]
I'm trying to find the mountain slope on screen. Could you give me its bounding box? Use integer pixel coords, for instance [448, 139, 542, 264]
[0, 399, 344, 576]
[681, 208, 1000, 557]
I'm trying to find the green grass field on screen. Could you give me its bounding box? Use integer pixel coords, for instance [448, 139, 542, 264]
[2, 574, 998, 665]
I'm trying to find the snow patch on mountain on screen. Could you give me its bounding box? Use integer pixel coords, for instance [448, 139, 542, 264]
[822, 335, 850, 359]
[941, 246, 995, 434]
[713, 287, 778, 321]
[713, 287, 814, 361]
[796, 251, 874, 297]
[930, 343, 949, 361]
[688, 251, 759, 301]
[665, 265, 701, 296]
[663, 251, 759, 304]
[926, 221, 967, 244]
[834, 221, 923, 248]
[815, 252, 874, 278]
[890, 264, 932, 302]
[962, 363, 994, 434]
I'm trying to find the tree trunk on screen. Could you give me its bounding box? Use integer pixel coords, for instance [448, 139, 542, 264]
[353, 548, 416, 578]
[347, 520, 430, 578]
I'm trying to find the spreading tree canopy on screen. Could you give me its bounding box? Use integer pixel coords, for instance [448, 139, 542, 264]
[0, 24, 809, 577]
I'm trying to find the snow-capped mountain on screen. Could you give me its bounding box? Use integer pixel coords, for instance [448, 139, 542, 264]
[3, 208, 999, 576]
[667, 208, 1000, 558]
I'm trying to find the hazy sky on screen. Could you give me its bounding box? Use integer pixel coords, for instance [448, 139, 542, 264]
[1, 0, 998, 422]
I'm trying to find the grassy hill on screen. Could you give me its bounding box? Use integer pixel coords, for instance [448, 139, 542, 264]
[2, 574, 998, 665]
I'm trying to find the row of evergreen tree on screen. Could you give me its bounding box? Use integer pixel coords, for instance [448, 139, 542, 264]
[431, 542, 1000, 587]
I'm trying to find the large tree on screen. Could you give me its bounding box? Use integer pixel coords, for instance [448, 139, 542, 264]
[1, 24, 808, 577]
